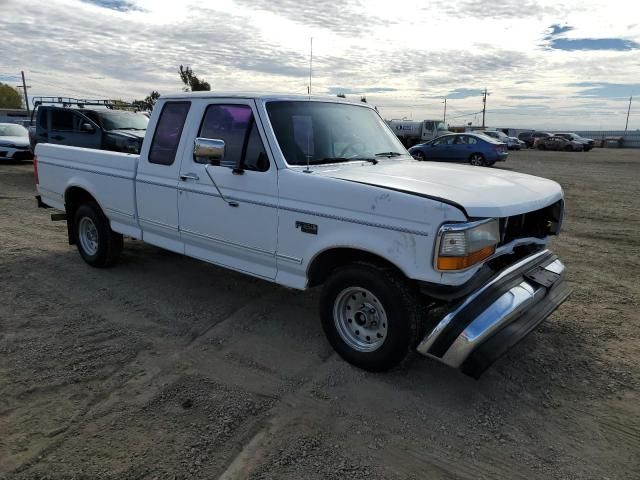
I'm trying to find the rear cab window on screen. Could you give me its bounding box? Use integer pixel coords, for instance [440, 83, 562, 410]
[148, 102, 191, 165]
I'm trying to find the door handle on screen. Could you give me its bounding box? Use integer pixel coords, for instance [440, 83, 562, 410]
[180, 173, 200, 181]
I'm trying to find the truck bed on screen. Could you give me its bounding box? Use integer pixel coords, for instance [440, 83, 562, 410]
[36, 143, 139, 237]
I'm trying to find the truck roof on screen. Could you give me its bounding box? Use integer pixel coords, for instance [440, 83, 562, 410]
[160, 91, 372, 106]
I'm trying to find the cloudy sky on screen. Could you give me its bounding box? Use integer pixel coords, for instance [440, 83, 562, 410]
[2, 0, 639, 129]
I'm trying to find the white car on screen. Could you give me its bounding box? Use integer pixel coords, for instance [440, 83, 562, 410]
[477, 129, 521, 149]
[0, 123, 33, 161]
[35, 92, 570, 378]
[507, 136, 526, 150]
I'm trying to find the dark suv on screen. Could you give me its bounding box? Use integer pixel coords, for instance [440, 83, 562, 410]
[518, 131, 552, 148]
[29, 106, 148, 154]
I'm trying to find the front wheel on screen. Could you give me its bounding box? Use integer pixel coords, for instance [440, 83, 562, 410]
[320, 264, 421, 372]
[412, 150, 425, 161]
[74, 202, 123, 267]
[469, 153, 485, 166]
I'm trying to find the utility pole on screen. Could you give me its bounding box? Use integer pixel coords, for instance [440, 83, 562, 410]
[481, 88, 487, 128]
[625, 95, 633, 132]
[20, 71, 31, 117]
[442, 98, 447, 123]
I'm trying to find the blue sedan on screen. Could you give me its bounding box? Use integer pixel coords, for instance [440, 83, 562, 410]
[408, 133, 508, 166]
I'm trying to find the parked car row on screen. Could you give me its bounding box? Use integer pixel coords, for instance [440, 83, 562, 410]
[518, 131, 595, 151]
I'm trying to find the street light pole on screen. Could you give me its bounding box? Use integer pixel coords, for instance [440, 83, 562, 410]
[625, 95, 633, 132]
[442, 98, 447, 123]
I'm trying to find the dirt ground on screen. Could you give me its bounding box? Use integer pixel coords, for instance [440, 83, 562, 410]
[1, 148, 639, 480]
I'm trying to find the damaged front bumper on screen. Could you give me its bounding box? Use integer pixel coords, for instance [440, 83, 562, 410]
[417, 249, 571, 378]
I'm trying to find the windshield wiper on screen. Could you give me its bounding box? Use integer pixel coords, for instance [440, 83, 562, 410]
[374, 151, 404, 158]
[312, 157, 378, 165]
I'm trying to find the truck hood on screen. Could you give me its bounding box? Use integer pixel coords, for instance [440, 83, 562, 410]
[314, 158, 563, 218]
[107, 129, 145, 141]
[0, 136, 29, 147]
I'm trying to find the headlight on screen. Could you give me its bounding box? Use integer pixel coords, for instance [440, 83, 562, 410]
[435, 219, 500, 271]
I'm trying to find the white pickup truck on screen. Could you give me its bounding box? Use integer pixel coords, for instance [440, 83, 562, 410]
[35, 92, 570, 378]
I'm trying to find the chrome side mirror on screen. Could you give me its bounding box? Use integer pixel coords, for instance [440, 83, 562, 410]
[194, 137, 225, 164]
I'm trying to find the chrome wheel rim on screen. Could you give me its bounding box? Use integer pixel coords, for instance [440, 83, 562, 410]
[79, 217, 99, 256]
[470, 154, 483, 166]
[333, 287, 388, 352]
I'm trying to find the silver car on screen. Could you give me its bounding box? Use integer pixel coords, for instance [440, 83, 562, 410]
[0, 123, 33, 161]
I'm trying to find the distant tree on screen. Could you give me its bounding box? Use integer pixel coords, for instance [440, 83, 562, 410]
[179, 65, 211, 91]
[336, 93, 346, 98]
[0, 83, 23, 108]
[360, 96, 367, 103]
[132, 90, 160, 111]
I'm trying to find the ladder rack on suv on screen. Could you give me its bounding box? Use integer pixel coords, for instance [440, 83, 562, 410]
[31, 96, 137, 110]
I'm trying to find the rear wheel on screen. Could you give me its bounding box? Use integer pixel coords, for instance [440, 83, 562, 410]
[74, 202, 123, 267]
[564, 145, 573, 152]
[537, 143, 546, 150]
[320, 263, 421, 372]
[469, 153, 485, 166]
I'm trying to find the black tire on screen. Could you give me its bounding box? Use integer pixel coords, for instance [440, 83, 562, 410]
[73, 202, 123, 267]
[319, 263, 422, 372]
[537, 143, 546, 150]
[412, 150, 425, 161]
[564, 145, 573, 152]
[469, 153, 485, 166]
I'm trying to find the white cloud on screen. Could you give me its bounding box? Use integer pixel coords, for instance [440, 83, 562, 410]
[1, 0, 639, 129]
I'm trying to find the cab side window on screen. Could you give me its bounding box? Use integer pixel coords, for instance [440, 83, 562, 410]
[149, 101, 191, 166]
[51, 110, 75, 131]
[198, 104, 269, 172]
[243, 122, 269, 172]
[39, 109, 48, 129]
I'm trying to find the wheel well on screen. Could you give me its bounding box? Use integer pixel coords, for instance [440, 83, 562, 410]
[64, 187, 99, 245]
[307, 248, 406, 288]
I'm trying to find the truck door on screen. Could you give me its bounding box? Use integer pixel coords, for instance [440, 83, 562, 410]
[422, 121, 434, 141]
[48, 109, 102, 149]
[135, 101, 192, 253]
[177, 100, 278, 280]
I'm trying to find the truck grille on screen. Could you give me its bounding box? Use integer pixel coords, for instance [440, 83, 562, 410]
[499, 200, 564, 245]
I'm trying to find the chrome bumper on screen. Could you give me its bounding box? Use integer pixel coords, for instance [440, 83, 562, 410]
[417, 250, 571, 378]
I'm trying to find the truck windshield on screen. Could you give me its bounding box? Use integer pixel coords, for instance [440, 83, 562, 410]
[436, 122, 448, 132]
[97, 111, 149, 131]
[266, 101, 408, 165]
